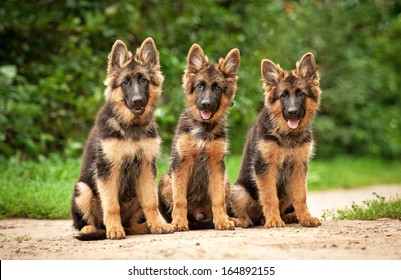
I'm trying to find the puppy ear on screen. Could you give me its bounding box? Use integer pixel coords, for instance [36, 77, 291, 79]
[186, 44, 208, 73]
[221, 48, 240, 78]
[136, 37, 160, 70]
[296, 52, 318, 81]
[108, 40, 131, 73]
[261, 59, 283, 87]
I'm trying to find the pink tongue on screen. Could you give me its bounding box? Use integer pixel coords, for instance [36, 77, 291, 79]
[287, 118, 300, 129]
[201, 110, 212, 120]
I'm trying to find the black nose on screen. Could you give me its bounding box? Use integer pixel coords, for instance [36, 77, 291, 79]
[132, 96, 143, 105]
[288, 108, 298, 118]
[201, 100, 211, 109]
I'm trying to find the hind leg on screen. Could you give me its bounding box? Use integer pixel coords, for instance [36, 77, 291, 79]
[232, 216, 251, 228]
[229, 184, 251, 228]
[127, 223, 149, 234]
[127, 217, 150, 235]
[72, 182, 103, 234]
[280, 200, 298, 224]
[122, 200, 150, 235]
[281, 212, 298, 224]
[229, 184, 262, 228]
[80, 225, 98, 234]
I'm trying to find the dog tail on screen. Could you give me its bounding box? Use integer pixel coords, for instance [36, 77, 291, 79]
[74, 229, 107, 241]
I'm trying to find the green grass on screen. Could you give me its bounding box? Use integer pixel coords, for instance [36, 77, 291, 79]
[307, 156, 401, 191]
[0, 154, 79, 220]
[227, 154, 401, 191]
[322, 193, 401, 220]
[1, 154, 401, 220]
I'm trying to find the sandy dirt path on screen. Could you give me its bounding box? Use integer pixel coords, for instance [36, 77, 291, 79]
[1, 185, 400, 260]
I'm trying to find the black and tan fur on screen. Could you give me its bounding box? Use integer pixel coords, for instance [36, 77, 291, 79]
[158, 44, 240, 230]
[71, 38, 173, 240]
[229, 53, 322, 228]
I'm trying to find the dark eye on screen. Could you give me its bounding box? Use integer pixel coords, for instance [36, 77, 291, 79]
[280, 91, 289, 99]
[196, 84, 204, 90]
[139, 76, 148, 84]
[297, 91, 305, 97]
[214, 84, 221, 91]
[122, 78, 129, 86]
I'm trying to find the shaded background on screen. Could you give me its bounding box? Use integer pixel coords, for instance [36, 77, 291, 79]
[1, 0, 401, 161]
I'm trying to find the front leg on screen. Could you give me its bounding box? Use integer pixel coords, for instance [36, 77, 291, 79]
[97, 177, 125, 239]
[171, 157, 193, 231]
[287, 162, 321, 227]
[136, 159, 174, 234]
[208, 159, 235, 230]
[255, 164, 285, 228]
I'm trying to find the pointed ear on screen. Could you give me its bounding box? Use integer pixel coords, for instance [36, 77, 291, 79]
[136, 37, 160, 69]
[186, 44, 207, 73]
[108, 40, 131, 72]
[296, 52, 318, 81]
[261, 59, 283, 86]
[221, 48, 240, 77]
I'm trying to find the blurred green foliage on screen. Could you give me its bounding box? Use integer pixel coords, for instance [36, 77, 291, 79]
[1, 0, 401, 161]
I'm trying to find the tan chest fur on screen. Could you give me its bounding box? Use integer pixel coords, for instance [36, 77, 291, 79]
[176, 133, 227, 160]
[101, 137, 161, 165]
[257, 140, 313, 166]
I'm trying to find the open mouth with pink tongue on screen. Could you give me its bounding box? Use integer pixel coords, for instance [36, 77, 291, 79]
[287, 118, 300, 129]
[132, 106, 145, 115]
[200, 110, 212, 120]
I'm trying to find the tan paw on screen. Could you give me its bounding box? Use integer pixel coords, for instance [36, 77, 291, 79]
[106, 226, 126, 239]
[171, 218, 189, 231]
[233, 217, 251, 228]
[299, 215, 321, 227]
[214, 218, 235, 230]
[264, 216, 285, 228]
[228, 217, 244, 227]
[80, 225, 97, 234]
[149, 223, 174, 234]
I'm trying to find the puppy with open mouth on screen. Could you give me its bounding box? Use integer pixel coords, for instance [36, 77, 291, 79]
[158, 43, 240, 231]
[229, 53, 322, 229]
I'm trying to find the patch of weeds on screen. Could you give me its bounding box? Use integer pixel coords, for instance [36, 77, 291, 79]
[322, 193, 401, 220]
[14, 235, 31, 243]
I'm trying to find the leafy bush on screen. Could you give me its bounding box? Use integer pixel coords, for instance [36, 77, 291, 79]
[1, 0, 400, 160]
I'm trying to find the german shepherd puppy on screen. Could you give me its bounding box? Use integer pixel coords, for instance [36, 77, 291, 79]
[71, 38, 173, 240]
[158, 44, 240, 230]
[229, 53, 322, 228]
